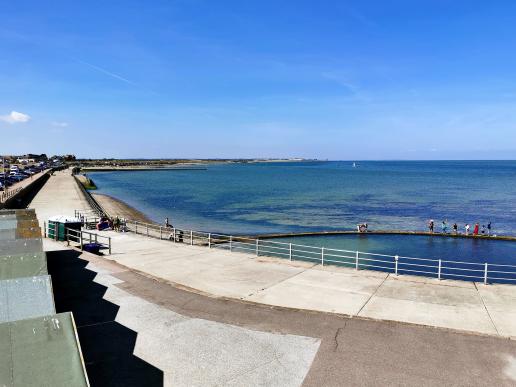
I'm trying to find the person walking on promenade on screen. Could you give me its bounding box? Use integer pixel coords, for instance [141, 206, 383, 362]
[453, 223, 458, 234]
[487, 222, 492, 236]
[113, 216, 121, 232]
[165, 217, 172, 228]
[473, 222, 480, 236]
[428, 220, 434, 233]
[465, 224, 470, 235]
[441, 220, 448, 234]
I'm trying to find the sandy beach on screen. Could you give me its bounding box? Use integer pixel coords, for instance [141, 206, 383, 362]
[91, 193, 155, 223]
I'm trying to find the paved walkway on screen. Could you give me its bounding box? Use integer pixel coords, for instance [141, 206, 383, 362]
[29, 170, 91, 227]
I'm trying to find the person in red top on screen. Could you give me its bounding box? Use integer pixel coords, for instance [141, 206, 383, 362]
[473, 222, 480, 236]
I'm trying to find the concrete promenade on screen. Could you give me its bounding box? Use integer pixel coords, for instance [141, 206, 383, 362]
[29, 171, 516, 385]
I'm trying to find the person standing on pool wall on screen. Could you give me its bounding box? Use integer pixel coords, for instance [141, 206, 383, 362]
[465, 223, 470, 235]
[473, 222, 480, 236]
[487, 221, 492, 236]
[441, 220, 448, 234]
[452, 223, 458, 234]
[428, 219, 434, 233]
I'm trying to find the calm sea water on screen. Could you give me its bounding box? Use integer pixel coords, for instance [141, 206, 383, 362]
[89, 160, 516, 236]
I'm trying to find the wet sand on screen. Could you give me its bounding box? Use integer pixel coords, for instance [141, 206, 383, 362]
[91, 193, 155, 223]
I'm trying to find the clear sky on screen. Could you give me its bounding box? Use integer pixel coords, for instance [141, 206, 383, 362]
[1, 0, 516, 159]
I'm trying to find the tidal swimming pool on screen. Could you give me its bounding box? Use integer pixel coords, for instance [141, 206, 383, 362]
[256, 234, 516, 283]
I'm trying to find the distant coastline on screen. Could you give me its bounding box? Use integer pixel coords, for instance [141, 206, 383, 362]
[77, 158, 316, 172]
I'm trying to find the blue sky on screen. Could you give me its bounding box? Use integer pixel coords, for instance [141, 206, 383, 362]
[1, 0, 516, 159]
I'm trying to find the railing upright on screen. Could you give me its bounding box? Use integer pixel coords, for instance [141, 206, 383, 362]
[321, 247, 325, 266]
[208, 233, 211, 248]
[108, 236, 112, 255]
[438, 259, 442, 280]
[355, 251, 359, 270]
[190, 230, 193, 245]
[160, 226, 163, 240]
[256, 239, 259, 256]
[395, 255, 399, 275]
[289, 243, 292, 261]
[484, 263, 488, 285]
[230, 236, 233, 252]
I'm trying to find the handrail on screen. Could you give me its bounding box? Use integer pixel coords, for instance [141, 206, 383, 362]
[105, 216, 514, 285]
[71, 210, 516, 285]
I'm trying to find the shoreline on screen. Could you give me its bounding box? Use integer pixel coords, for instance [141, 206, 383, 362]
[91, 193, 156, 224]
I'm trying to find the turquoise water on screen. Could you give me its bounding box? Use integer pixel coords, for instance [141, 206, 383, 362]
[89, 161, 516, 236]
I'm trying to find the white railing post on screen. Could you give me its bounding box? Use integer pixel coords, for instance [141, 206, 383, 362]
[321, 247, 325, 266]
[160, 226, 163, 240]
[256, 239, 259, 256]
[438, 259, 442, 280]
[208, 233, 211, 248]
[80, 231, 83, 251]
[173, 228, 176, 242]
[484, 263, 488, 285]
[229, 236, 233, 252]
[394, 255, 399, 275]
[135, 221, 138, 234]
[289, 243, 292, 261]
[190, 230, 193, 245]
[355, 251, 359, 270]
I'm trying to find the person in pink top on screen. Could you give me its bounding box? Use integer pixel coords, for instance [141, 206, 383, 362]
[473, 223, 480, 236]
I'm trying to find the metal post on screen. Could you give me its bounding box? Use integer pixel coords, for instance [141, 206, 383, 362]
[355, 251, 359, 270]
[80, 231, 83, 251]
[95, 234, 98, 244]
[54, 223, 58, 241]
[394, 255, 399, 275]
[160, 226, 163, 240]
[321, 247, 325, 266]
[135, 221, 138, 234]
[173, 228, 176, 242]
[89, 233, 92, 244]
[108, 237, 111, 254]
[230, 236, 233, 252]
[256, 239, 259, 256]
[66, 229, 70, 246]
[44, 221, 47, 238]
[208, 233, 211, 248]
[438, 259, 442, 280]
[289, 243, 292, 261]
[484, 263, 488, 285]
[190, 230, 193, 245]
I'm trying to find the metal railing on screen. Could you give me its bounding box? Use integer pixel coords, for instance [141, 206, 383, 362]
[65, 227, 111, 254]
[118, 218, 516, 285]
[44, 221, 111, 254]
[73, 176, 105, 215]
[0, 187, 23, 203]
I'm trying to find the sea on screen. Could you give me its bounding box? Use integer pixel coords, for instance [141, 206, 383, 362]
[88, 160, 516, 268]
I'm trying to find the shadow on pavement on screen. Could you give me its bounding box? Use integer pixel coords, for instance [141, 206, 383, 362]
[47, 249, 163, 386]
